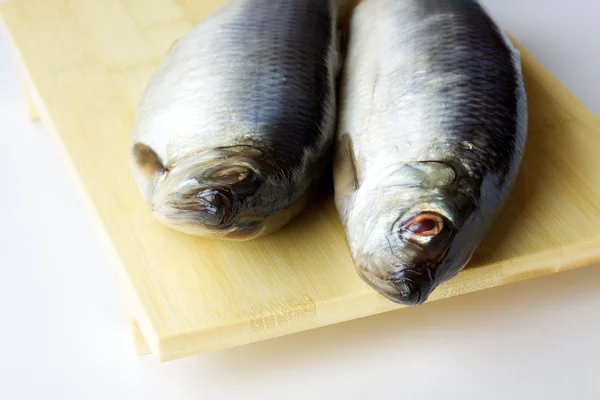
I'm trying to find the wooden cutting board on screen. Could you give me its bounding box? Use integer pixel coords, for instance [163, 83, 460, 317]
[3, 0, 600, 362]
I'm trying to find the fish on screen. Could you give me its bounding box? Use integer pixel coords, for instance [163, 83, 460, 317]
[333, 0, 528, 305]
[130, 0, 341, 240]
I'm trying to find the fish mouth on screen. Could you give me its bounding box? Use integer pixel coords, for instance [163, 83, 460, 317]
[152, 204, 265, 240]
[149, 144, 307, 240]
[151, 153, 268, 238]
[357, 268, 434, 306]
[162, 186, 239, 226]
[152, 181, 266, 239]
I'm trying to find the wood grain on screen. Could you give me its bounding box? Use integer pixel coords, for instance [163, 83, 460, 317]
[2, 0, 600, 362]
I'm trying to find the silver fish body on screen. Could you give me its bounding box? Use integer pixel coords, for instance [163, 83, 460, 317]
[130, 0, 340, 240]
[334, 0, 527, 305]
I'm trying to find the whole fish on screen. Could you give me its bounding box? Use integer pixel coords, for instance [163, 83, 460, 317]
[333, 0, 527, 305]
[130, 0, 341, 240]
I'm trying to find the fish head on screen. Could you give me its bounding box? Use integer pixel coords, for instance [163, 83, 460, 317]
[132, 143, 290, 240]
[344, 162, 483, 306]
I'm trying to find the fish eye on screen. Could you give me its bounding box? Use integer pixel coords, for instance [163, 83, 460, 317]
[211, 166, 260, 195]
[400, 212, 445, 242]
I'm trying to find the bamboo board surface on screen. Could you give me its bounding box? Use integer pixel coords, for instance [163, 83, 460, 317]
[2, 0, 600, 362]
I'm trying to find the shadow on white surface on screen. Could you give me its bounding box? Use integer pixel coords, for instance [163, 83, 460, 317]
[181, 266, 600, 395]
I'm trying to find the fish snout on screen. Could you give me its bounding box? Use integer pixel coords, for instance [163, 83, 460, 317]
[156, 163, 264, 226]
[357, 265, 436, 306]
[389, 277, 422, 305]
[389, 268, 436, 306]
[388, 278, 427, 306]
[158, 186, 239, 228]
[191, 187, 237, 227]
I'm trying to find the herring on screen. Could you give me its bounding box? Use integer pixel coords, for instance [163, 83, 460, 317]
[130, 0, 340, 240]
[333, 0, 528, 305]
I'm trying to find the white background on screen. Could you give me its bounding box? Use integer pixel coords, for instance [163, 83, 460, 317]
[1, 0, 600, 398]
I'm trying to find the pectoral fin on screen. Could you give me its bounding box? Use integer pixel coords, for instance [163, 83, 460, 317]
[131, 142, 167, 202]
[332, 133, 359, 222]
